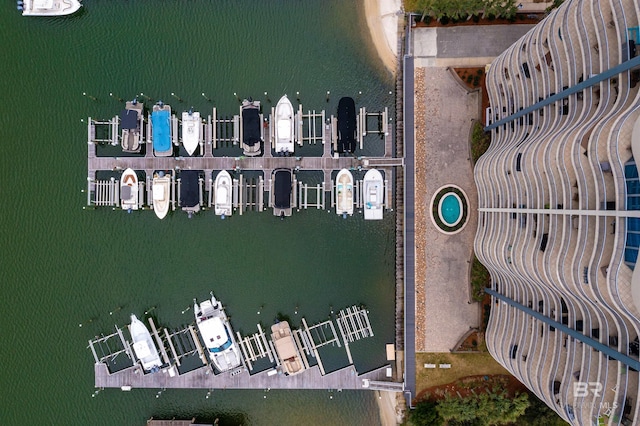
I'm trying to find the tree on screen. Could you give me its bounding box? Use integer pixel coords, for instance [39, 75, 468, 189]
[519, 393, 568, 425]
[408, 399, 444, 426]
[436, 390, 531, 425]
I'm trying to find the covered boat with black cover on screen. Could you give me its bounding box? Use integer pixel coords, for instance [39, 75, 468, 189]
[337, 97, 356, 154]
[241, 99, 262, 157]
[272, 168, 293, 217]
[120, 99, 143, 153]
[180, 170, 201, 217]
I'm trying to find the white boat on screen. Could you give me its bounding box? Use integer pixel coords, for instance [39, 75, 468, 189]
[363, 168, 384, 220]
[181, 109, 201, 156]
[335, 168, 354, 217]
[194, 294, 242, 373]
[214, 170, 232, 218]
[120, 99, 143, 153]
[129, 314, 162, 373]
[152, 171, 171, 219]
[20, 0, 81, 16]
[271, 321, 306, 376]
[120, 168, 139, 212]
[274, 95, 295, 155]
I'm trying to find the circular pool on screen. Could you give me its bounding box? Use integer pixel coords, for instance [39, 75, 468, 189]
[438, 193, 463, 226]
[430, 185, 469, 234]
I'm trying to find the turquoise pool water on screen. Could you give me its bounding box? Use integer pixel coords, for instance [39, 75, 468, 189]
[440, 193, 462, 226]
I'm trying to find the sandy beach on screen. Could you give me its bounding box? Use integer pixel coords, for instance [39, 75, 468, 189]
[376, 390, 404, 426]
[364, 0, 402, 74]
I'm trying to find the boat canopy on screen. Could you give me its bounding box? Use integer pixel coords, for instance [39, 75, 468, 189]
[34, 0, 54, 8]
[200, 317, 231, 350]
[152, 183, 166, 201]
[120, 109, 139, 130]
[180, 170, 200, 208]
[274, 170, 292, 209]
[121, 186, 132, 200]
[337, 97, 356, 153]
[242, 108, 261, 147]
[152, 109, 171, 152]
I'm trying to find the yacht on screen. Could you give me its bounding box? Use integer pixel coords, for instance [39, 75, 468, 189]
[120, 99, 144, 153]
[180, 170, 201, 218]
[272, 168, 293, 218]
[240, 98, 262, 157]
[214, 170, 232, 218]
[335, 168, 354, 217]
[274, 95, 295, 155]
[151, 101, 172, 157]
[337, 97, 357, 154]
[152, 171, 171, 219]
[20, 0, 81, 16]
[129, 314, 162, 373]
[271, 321, 306, 376]
[194, 294, 242, 373]
[181, 109, 201, 156]
[120, 168, 139, 212]
[363, 168, 384, 220]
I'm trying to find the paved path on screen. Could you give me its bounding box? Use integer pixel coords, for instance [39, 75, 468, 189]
[412, 24, 534, 67]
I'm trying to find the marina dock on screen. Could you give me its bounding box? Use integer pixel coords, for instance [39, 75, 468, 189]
[85, 100, 402, 216]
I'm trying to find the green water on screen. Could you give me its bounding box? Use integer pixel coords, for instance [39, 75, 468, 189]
[0, 1, 395, 424]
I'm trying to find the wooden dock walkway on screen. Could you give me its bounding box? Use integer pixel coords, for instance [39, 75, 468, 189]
[95, 362, 396, 391]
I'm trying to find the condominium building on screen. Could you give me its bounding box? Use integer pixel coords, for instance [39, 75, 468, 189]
[475, 1, 640, 424]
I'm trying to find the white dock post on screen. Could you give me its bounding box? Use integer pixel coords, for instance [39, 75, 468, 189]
[164, 328, 181, 366]
[330, 179, 335, 208]
[233, 115, 240, 144]
[270, 107, 276, 149]
[146, 176, 153, 210]
[266, 178, 272, 208]
[321, 110, 326, 144]
[198, 177, 204, 208]
[297, 104, 303, 146]
[292, 329, 311, 370]
[115, 180, 120, 208]
[109, 177, 115, 207]
[176, 178, 182, 208]
[258, 324, 273, 362]
[236, 332, 253, 371]
[232, 178, 239, 210]
[172, 114, 179, 146]
[321, 181, 326, 210]
[383, 107, 389, 135]
[268, 340, 280, 366]
[88, 340, 100, 363]
[331, 116, 338, 152]
[299, 182, 303, 210]
[212, 108, 217, 149]
[148, 317, 171, 366]
[292, 176, 298, 209]
[171, 172, 176, 211]
[258, 176, 264, 212]
[317, 184, 321, 209]
[208, 177, 213, 208]
[188, 325, 207, 365]
[116, 326, 134, 361]
[138, 181, 144, 210]
[384, 178, 390, 210]
[239, 174, 244, 215]
[146, 113, 153, 146]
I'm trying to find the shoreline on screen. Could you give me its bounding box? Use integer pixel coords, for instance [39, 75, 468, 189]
[363, 0, 400, 74]
[376, 390, 402, 426]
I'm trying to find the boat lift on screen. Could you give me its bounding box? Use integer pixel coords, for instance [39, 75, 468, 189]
[87, 116, 119, 147]
[236, 324, 274, 371]
[298, 181, 326, 210]
[335, 306, 374, 364]
[211, 107, 240, 149]
[87, 326, 134, 373]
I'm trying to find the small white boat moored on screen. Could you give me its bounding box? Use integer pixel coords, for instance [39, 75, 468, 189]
[335, 168, 354, 217]
[129, 314, 162, 373]
[194, 294, 242, 373]
[214, 170, 233, 218]
[363, 168, 384, 220]
[120, 168, 139, 212]
[274, 95, 295, 155]
[20, 0, 82, 16]
[181, 109, 201, 156]
[152, 171, 171, 219]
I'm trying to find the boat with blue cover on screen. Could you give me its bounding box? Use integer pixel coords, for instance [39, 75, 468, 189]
[152, 102, 172, 157]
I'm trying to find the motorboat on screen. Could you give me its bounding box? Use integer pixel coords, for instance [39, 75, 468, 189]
[272, 168, 293, 218]
[152, 171, 171, 219]
[129, 314, 162, 373]
[181, 109, 201, 156]
[194, 294, 242, 373]
[337, 97, 357, 154]
[20, 0, 81, 16]
[214, 170, 232, 218]
[363, 168, 384, 220]
[120, 99, 143, 153]
[274, 95, 295, 155]
[240, 98, 262, 157]
[152, 101, 173, 157]
[120, 168, 139, 212]
[180, 170, 201, 218]
[271, 321, 306, 376]
[335, 168, 354, 217]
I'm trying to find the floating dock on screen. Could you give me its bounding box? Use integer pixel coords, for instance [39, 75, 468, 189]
[90, 305, 402, 392]
[85, 100, 402, 217]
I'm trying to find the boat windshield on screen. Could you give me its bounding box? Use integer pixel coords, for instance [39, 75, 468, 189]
[209, 329, 232, 353]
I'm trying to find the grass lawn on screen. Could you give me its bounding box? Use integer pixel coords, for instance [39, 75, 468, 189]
[416, 352, 511, 394]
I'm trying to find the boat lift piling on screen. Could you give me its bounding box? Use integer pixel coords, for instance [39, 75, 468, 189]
[148, 317, 171, 366]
